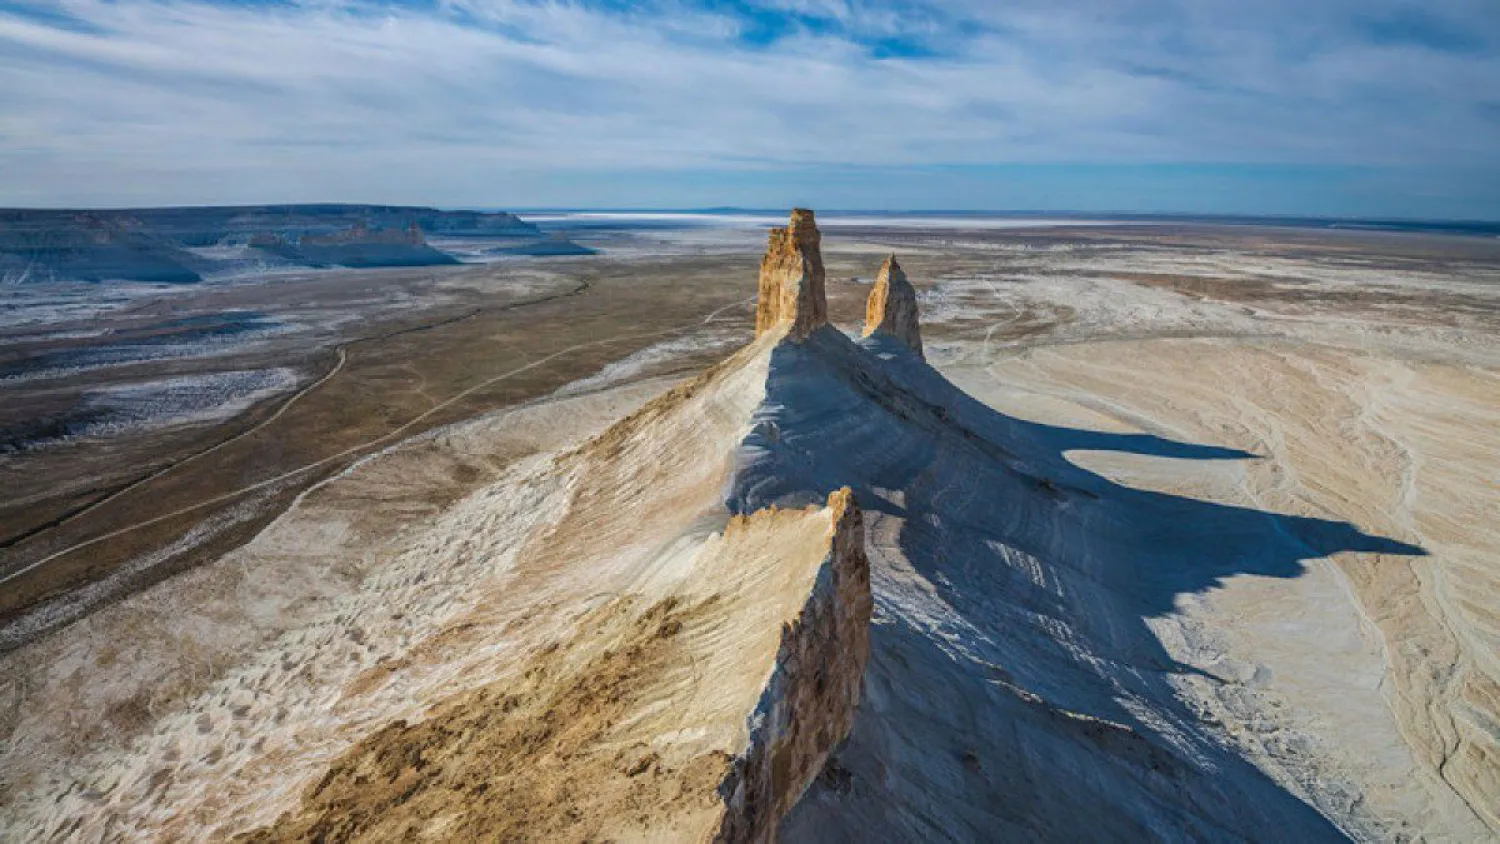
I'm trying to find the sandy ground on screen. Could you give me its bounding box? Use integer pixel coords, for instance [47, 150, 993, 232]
[0, 255, 758, 646]
[1, 221, 1497, 840]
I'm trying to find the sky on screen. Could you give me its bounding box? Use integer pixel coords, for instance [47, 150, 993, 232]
[1, 0, 1498, 217]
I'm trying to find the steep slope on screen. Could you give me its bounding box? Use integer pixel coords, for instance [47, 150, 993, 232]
[0, 239, 872, 840]
[735, 219, 1422, 840]
[757, 326, 1387, 840]
[246, 492, 869, 843]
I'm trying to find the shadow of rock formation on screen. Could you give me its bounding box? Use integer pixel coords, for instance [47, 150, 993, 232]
[730, 216, 1422, 840]
[747, 328, 1425, 841]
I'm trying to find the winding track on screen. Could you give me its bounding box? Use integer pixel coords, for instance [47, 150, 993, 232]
[1, 280, 591, 554]
[0, 286, 577, 554]
[0, 290, 753, 589]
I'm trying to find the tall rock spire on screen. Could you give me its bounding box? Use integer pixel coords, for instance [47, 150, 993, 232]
[755, 208, 828, 340]
[863, 254, 923, 358]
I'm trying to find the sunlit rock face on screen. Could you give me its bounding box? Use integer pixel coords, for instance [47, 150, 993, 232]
[715, 488, 872, 844]
[755, 209, 827, 341]
[863, 254, 923, 358]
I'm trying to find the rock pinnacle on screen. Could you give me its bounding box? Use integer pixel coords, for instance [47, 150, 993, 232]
[863, 254, 923, 358]
[755, 209, 828, 340]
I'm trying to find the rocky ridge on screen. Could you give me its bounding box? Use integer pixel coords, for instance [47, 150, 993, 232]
[241, 490, 871, 844]
[222, 217, 885, 842]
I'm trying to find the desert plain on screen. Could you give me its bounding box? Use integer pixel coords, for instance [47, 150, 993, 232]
[1, 214, 1498, 840]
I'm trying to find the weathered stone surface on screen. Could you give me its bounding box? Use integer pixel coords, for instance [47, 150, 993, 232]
[714, 488, 872, 843]
[863, 254, 923, 358]
[755, 209, 827, 341]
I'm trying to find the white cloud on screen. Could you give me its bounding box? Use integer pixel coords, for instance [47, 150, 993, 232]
[0, 0, 1496, 206]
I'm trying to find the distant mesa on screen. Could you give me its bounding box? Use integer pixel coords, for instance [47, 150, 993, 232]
[488, 233, 598, 257]
[0, 210, 202, 284]
[107, 204, 541, 245]
[0, 204, 587, 282]
[863, 254, 923, 358]
[249, 218, 459, 269]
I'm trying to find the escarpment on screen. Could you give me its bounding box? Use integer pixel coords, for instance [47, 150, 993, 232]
[231, 214, 879, 843]
[715, 488, 872, 843]
[755, 208, 827, 340]
[863, 254, 923, 358]
[243, 492, 871, 844]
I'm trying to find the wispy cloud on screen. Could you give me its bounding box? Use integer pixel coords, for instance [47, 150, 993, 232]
[1, 0, 1497, 211]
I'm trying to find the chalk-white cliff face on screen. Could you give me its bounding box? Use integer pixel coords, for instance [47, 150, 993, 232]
[715, 488, 873, 843]
[236, 213, 884, 840]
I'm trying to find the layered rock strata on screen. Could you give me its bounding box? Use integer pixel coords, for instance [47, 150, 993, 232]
[241, 491, 871, 844]
[863, 254, 923, 358]
[715, 488, 872, 843]
[755, 209, 827, 340]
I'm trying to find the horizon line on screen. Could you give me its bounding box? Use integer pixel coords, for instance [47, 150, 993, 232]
[3, 203, 1498, 229]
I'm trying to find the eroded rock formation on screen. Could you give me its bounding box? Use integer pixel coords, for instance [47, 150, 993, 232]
[8, 207, 1418, 842]
[755, 209, 827, 340]
[241, 488, 873, 844]
[715, 488, 872, 843]
[863, 254, 923, 358]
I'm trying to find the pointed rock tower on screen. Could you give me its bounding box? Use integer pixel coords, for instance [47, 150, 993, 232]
[863, 254, 923, 358]
[755, 208, 827, 340]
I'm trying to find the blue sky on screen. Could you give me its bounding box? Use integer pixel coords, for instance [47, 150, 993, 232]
[1, 0, 1498, 217]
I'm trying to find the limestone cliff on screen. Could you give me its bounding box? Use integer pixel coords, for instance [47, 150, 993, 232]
[755, 209, 827, 340]
[715, 488, 872, 843]
[233, 420, 871, 843]
[863, 254, 923, 358]
[0, 205, 539, 282]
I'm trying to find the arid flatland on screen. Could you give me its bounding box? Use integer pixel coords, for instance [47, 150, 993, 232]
[2, 216, 1498, 840]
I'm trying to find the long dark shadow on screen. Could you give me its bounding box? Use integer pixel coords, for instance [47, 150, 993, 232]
[745, 328, 1423, 841]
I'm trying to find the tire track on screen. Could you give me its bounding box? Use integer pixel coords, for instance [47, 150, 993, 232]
[0, 279, 588, 555]
[0, 292, 753, 588]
